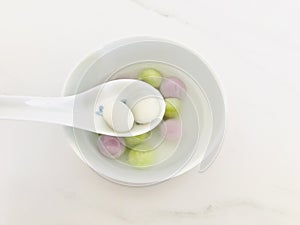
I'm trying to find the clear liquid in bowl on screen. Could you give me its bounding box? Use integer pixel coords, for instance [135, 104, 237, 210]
[106, 61, 213, 168]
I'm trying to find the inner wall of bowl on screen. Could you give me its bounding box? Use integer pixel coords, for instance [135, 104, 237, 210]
[63, 39, 215, 184]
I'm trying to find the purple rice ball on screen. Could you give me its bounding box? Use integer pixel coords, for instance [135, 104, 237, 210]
[160, 77, 186, 98]
[97, 135, 125, 159]
[160, 119, 182, 141]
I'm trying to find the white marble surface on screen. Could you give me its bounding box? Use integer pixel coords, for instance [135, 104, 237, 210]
[0, 0, 300, 224]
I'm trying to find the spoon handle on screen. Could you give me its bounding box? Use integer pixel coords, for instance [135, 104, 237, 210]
[0, 95, 75, 127]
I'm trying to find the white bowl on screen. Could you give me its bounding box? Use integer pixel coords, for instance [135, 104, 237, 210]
[62, 37, 226, 186]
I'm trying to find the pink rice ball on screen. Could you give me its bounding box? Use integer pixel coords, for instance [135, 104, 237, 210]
[160, 119, 182, 141]
[97, 135, 125, 158]
[160, 77, 186, 99]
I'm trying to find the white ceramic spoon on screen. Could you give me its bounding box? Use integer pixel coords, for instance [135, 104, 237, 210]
[0, 79, 165, 137]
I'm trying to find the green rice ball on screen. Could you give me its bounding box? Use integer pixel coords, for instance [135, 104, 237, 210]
[138, 68, 162, 88]
[124, 131, 151, 148]
[164, 98, 182, 118]
[128, 144, 155, 167]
